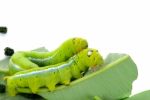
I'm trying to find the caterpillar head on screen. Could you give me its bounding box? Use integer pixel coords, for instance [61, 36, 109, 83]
[71, 37, 88, 53]
[79, 48, 104, 67]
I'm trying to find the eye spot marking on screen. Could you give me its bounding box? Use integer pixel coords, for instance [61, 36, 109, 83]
[87, 50, 93, 57]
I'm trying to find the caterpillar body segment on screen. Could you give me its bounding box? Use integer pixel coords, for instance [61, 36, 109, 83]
[7, 48, 104, 96]
[8, 38, 88, 75]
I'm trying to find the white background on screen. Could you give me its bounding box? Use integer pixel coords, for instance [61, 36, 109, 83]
[0, 0, 150, 96]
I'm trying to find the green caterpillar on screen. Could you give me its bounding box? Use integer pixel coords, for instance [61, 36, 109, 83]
[6, 48, 104, 96]
[8, 37, 88, 75]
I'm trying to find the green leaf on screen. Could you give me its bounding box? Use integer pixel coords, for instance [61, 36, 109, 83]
[0, 47, 138, 100]
[0, 93, 30, 100]
[17, 53, 138, 100]
[31, 47, 49, 52]
[0, 57, 10, 85]
[0, 57, 10, 74]
[123, 90, 150, 100]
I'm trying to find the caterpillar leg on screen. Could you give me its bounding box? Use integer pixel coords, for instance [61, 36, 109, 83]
[47, 83, 56, 92]
[28, 78, 40, 93]
[7, 78, 17, 96]
[46, 72, 59, 91]
[29, 85, 40, 94]
[62, 79, 70, 85]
